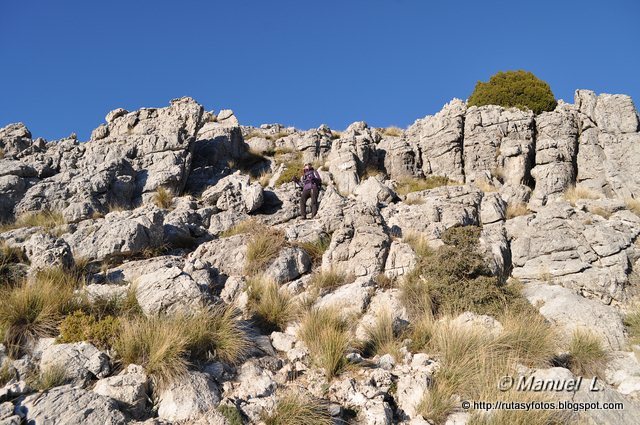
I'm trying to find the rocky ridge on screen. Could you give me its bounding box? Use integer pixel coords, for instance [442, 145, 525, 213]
[0, 90, 640, 424]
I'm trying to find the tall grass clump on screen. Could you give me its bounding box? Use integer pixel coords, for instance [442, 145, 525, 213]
[245, 227, 287, 273]
[624, 307, 640, 344]
[275, 151, 304, 187]
[494, 310, 556, 367]
[247, 275, 294, 333]
[505, 203, 530, 219]
[363, 310, 401, 359]
[0, 210, 66, 233]
[116, 315, 190, 388]
[395, 175, 452, 196]
[625, 198, 640, 216]
[296, 234, 331, 264]
[35, 364, 71, 390]
[298, 308, 350, 379]
[0, 242, 27, 287]
[220, 219, 260, 238]
[565, 330, 608, 378]
[152, 187, 174, 209]
[382, 126, 403, 137]
[309, 268, 349, 293]
[264, 392, 332, 425]
[0, 267, 79, 357]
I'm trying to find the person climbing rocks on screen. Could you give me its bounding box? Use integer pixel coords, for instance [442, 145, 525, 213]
[293, 162, 321, 219]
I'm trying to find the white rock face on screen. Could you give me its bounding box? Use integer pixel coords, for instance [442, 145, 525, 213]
[40, 342, 111, 386]
[157, 371, 221, 422]
[523, 283, 626, 350]
[16, 386, 127, 424]
[93, 364, 149, 418]
[24, 233, 73, 271]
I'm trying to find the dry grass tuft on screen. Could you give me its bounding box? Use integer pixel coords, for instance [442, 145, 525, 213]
[0, 242, 27, 286]
[624, 307, 640, 345]
[220, 219, 260, 238]
[0, 267, 79, 357]
[566, 330, 608, 378]
[309, 268, 350, 293]
[363, 310, 401, 359]
[588, 206, 612, 219]
[0, 362, 15, 386]
[564, 185, 600, 206]
[0, 148, 4, 159]
[382, 126, 403, 137]
[373, 273, 395, 289]
[494, 310, 556, 367]
[506, 203, 530, 219]
[474, 179, 498, 193]
[35, 364, 70, 390]
[295, 234, 331, 265]
[247, 275, 294, 333]
[330, 130, 342, 140]
[625, 198, 640, 216]
[402, 231, 433, 258]
[153, 187, 174, 209]
[299, 308, 350, 379]
[264, 392, 332, 425]
[245, 227, 287, 273]
[0, 210, 66, 233]
[395, 175, 452, 196]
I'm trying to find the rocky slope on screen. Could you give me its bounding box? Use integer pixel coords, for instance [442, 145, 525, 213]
[0, 91, 640, 424]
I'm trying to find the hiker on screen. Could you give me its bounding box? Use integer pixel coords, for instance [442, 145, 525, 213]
[293, 163, 321, 219]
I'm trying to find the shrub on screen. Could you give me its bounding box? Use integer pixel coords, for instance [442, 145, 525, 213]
[153, 187, 173, 209]
[400, 226, 531, 318]
[298, 308, 350, 379]
[185, 304, 251, 364]
[264, 392, 332, 425]
[247, 275, 293, 333]
[245, 227, 286, 273]
[58, 310, 121, 350]
[467, 70, 557, 115]
[0, 269, 78, 357]
[296, 234, 331, 264]
[395, 176, 452, 196]
[566, 330, 608, 378]
[115, 315, 190, 388]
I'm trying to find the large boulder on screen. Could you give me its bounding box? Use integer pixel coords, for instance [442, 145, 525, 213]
[40, 342, 111, 386]
[201, 172, 264, 213]
[507, 203, 640, 303]
[93, 364, 149, 418]
[16, 386, 127, 424]
[157, 371, 221, 422]
[24, 233, 74, 271]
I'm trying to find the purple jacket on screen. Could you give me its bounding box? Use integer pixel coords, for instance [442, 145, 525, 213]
[301, 169, 321, 191]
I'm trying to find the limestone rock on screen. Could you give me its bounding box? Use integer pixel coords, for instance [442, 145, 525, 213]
[24, 233, 73, 271]
[16, 386, 126, 424]
[157, 371, 221, 422]
[353, 177, 397, 206]
[93, 364, 149, 418]
[201, 173, 264, 213]
[264, 246, 311, 284]
[383, 240, 417, 278]
[40, 342, 111, 386]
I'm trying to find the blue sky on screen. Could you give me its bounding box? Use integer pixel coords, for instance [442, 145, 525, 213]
[1, 0, 638, 140]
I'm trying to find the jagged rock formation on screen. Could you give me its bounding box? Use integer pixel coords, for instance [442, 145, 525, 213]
[1, 90, 640, 424]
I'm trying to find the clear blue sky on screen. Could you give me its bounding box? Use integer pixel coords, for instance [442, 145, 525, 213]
[1, 0, 638, 141]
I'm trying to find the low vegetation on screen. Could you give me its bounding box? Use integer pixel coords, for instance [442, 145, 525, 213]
[0, 241, 27, 286]
[309, 268, 350, 293]
[264, 392, 332, 425]
[220, 219, 260, 238]
[0, 210, 66, 233]
[505, 203, 530, 219]
[565, 330, 608, 378]
[625, 198, 640, 216]
[382, 126, 403, 137]
[395, 175, 452, 196]
[116, 305, 250, 387]
[0, 362, 15, 386]
[474, 179, 498, 193]
[400, 226, 533, 318]
[299, 308, 350, 379]
[218, 404, 244, 425]
[588, 205, 612, 219]
[0, 266, 81, 357]
[275, 157, 304, 187]
[362, 310, 401, 359]
[564, 185, 600, 206]
[58, 310, 120, 351]
[152, 187, 174, 209]
[468, 70, 557, 115]
[623, 307, 640, 344]
[245, 227, 287, 273]
[34, 364, 71, 391]
[373, 272, 394, 289]
[296, 234, 331, 264]
[247, 275, 294, 333]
